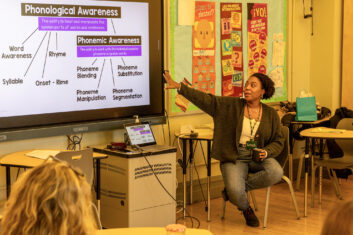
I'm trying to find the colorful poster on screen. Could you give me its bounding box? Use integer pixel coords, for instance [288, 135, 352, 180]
[192, 1, 216, 94]
[220, 3, 243, 97]
[247, 3, 268, 78]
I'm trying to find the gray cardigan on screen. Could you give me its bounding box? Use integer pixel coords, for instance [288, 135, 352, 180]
[179, 83, 284, 163]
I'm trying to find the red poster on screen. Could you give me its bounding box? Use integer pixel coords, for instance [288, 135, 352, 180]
[220, 3, 243, 97]
[247, 3, 268, 78]
[192, 1, 216, 94]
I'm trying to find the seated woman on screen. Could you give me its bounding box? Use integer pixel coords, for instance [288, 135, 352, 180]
[163, 72, 284, 227]
[1, 160, 97, 235]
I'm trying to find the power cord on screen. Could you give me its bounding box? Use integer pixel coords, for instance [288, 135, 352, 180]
[176, 212, 200, 228]
[132, 145, 200, 228]
[161, 123, 166, 145]
[193, 156, 208, 209]
[176, 135, 198, 169]
[142, 152, 176, 201]
[199, 142, 208, 165]
[66, 134, 83, 150]
[176, 136, 207, 222]
[198, 142, 209, 210]
[177, 137, 209, 212]
[164, 110, 172, 146]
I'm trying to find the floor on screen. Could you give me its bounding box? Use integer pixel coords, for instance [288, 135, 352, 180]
[1, 176, 352, 234]
[176, 177, 353, 235]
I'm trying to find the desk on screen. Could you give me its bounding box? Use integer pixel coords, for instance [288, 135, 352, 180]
[300, 127, 353, 217]
[177, 132, 213, 222]
[0, 150, 107, 213]
[92, 145, 177, 228]
[97, 227, 213, 235]
[289, 117, 330, 182]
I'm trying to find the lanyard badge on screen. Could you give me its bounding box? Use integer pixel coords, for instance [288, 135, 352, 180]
[245, 103, 261, 150]
[246, 139, 257, 150]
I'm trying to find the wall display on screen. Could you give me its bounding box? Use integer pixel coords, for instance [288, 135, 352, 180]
[170, 0, 287, 113]
[192, 1, 216, 94]
[220, 3, 244, 97]
[0, 0, 164, 140]
[247, 3, 268, 77]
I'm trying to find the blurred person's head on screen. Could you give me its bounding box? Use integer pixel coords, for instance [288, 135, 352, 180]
[1, 160, 96, 235]
[321, 200, 353, 235]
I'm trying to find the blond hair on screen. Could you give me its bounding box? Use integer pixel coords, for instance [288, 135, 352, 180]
[321, 200, 353, 235]
[1, 160, 97, 235]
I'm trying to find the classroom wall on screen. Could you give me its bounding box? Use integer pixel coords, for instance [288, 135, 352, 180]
[0, 0, 343, 201]
[290, 0, 312, 101]
[341, 0, 353, 109]
[290, 0, 342, 112]
[309, 0, 342, 112]
[170, 0, 344, 186]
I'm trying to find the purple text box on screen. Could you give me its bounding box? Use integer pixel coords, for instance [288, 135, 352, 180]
[77, 46, 142, 57]
[38, 17, 107, 31]
[141, 130, 151, 134]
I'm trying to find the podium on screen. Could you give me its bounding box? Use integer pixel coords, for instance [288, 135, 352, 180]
[92, 145, 177, 228]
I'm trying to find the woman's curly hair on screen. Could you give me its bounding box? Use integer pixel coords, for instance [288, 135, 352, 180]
[1, 160, 97, 235]
[251, 73, 275, 99]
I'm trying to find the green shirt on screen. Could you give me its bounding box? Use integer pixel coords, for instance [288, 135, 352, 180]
[179, 83, 284, 163]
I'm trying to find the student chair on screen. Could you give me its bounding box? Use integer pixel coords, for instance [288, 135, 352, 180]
[221, 126, 300, 228]
[55, 149, 102, 229]
[294, 140, 306, 191]
[55, 148, 94, 185]
[311, 118, 353, 206]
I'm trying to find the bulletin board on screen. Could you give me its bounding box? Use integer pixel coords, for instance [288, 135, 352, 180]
[169, 0, 287, 113]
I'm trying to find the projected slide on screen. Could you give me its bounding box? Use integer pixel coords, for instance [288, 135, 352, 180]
[0, 0, 149, 117]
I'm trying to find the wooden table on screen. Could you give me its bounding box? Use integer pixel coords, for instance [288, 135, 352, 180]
[300, 127, 353, 216]
[0, 149, 107, 213]
[97, 227, 213, 235]
[176, 130, 213, 222]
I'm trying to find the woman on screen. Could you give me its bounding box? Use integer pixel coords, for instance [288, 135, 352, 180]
[164, 71, 284, 227]
[1, 160, 97, 235]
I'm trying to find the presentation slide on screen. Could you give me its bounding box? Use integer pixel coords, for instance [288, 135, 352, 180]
[0, 0, 150, 118]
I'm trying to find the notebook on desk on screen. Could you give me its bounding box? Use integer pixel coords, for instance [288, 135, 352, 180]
[25, 150, 61, 160]
[124, 122, 171, 152]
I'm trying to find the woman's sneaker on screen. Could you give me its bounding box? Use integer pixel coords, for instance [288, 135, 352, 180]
[242, 207, 259, 227]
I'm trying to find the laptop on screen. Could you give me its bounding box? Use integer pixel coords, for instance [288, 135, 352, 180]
[124, 122, 171, 152]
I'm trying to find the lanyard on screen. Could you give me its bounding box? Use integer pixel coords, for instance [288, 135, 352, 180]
[247, 103, 262, 139]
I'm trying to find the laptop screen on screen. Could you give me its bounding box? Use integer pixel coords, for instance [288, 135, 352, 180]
[124, 122, 157, 146]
